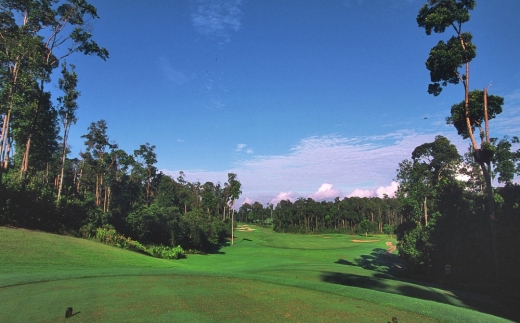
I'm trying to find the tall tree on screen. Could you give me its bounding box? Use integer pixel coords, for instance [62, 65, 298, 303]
[417, 0, 504, 221]
[133, 143, 157, 206]
[0, 0, 108, 180]
[417, 1, 505, 282]
[80, 120, 117, 209]
[56, 62, 79, 201]
[226, 172, 241, 245]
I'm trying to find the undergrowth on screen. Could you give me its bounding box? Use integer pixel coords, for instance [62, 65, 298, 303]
[93, 227, 185, 259]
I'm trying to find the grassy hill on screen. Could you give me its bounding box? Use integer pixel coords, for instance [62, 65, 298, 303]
[0, 226, 513, 322]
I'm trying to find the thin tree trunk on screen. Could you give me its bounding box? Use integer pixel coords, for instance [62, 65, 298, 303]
[424, 196, 428, 226]
[3, 136, 12, 170]
[0, 111, 11, 168]
[0, 60, 19, 171]
[57, 117, 71, 201]
[95, 174, 100, 206]
[76, 158, 84, 192]
[20, 135, 31, 180]
[484, 88, 490, 142]
[231, 202, 235, 245]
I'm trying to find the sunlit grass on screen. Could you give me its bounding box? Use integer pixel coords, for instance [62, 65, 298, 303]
[0, 226, 511, 322]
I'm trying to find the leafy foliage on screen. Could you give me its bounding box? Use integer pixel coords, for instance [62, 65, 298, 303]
[93, 226, 185, 260]
[447, 90, 504, 140]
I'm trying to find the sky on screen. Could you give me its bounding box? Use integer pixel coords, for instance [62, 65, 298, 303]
[58, 0, 520, 207]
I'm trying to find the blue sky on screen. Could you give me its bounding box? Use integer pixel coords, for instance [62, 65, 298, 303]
[60, 0, 520, 206]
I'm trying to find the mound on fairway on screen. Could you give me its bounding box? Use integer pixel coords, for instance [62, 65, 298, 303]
[0, 226, 512, 322]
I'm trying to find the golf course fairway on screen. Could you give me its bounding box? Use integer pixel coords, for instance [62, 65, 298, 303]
[0, 226, 512, 322]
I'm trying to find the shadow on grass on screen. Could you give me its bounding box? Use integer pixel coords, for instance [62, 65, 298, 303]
[328, 248, 517, 321]
[321, 271, 516, 321]
[335, 248, 406, 276]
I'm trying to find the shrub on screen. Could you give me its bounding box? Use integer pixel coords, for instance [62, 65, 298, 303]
[147, 245, 186, 259]
[92, 227, 185, 259]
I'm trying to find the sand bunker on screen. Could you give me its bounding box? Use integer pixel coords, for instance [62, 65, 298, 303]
[351, 239, 380, 243]
[236, 225, 256, 232]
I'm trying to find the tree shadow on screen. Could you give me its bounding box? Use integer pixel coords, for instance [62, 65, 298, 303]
[326, 248, 517, 322]
[336, 248, 406, 276]
[321, 270, 471, 309]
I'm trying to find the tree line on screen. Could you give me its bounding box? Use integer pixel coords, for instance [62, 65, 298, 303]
[0, 0, 242, 254]
[238, 196, 401, 235]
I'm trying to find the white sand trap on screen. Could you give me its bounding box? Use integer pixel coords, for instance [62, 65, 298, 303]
[351, 239, 380, 243]
[236, 225, 256, 232]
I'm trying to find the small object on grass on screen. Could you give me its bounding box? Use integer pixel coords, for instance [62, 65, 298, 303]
[65, 307, 73, 318]
[392, 317, 398, 323]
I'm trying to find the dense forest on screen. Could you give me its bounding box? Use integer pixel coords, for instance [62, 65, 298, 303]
[0, 0, 244, 254]
[1, 0, 520, 304]
[238, 196, 401, 235]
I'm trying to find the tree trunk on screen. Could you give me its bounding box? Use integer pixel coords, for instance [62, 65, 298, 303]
[0, 60, 20, 173]
[0, 110, 11, 169]
[231, 202, 235, 245]
[424, 196, 428, 226]
[76, 158, 84, 192]
[57, 117, 71, 201]
[20, 135, 31, 180]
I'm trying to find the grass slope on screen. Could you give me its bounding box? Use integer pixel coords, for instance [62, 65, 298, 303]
[0, 226, 512, 322]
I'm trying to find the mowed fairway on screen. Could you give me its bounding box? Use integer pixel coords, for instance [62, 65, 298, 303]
[0, 226, 511, 322]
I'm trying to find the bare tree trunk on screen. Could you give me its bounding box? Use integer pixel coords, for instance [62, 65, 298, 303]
[0, 111, 11, 168]
[0, 61, 19, 172]
[57, 117, 71, 201]
[3, 136, 12, 169]
[76, 158, 84, 192]
[20, 135, 31, 180]
[95, 174, 100, 206]
[231, 202, 235, 245]
[484, 88, 490, 142]
[424, 196, 428, 226]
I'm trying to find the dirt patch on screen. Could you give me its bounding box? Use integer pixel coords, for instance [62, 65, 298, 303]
[322, 236, 330, 239]
[385, 241, 396, 254]
[351, 240, 380, 243]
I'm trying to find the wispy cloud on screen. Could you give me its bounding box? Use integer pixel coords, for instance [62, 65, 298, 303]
[158, 57, 196, 85]
[236, 143, 253, 154]
[489, 88, 520, 137]
[191, 0, 243, 43]
[164, 130, 461, 206]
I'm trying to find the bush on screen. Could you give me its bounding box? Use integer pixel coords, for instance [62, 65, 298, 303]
[92, 227, 185, 259]
[94, 226, 147, 254]
[147, 245, 186, 259]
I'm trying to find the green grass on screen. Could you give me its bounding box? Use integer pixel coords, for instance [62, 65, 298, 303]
[0, 226, 513, 322]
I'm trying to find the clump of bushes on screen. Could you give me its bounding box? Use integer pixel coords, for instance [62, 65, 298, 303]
[93, 226, 185, 259]
[146, 245, 186, 259]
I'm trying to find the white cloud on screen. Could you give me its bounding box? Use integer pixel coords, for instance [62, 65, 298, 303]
[242, 197, 255, 206]
[348, 188, 375, 198]
[308, 183, 342, 201]
[271, 191, 297, 205]
[162, 129, 482, 206]
[236, 143, 247, 151]
[346, 182, 398, 198]
[191, 0, 243, 43]
[236, 143, 253, 154]
[376, 181, 399, 198]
